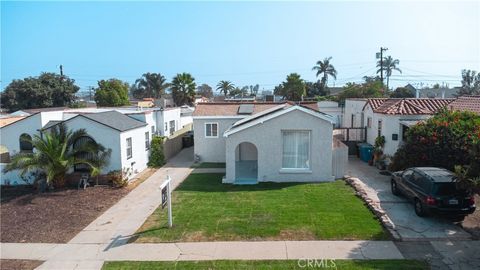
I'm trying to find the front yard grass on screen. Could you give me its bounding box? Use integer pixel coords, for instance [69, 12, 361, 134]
[133, 173, 388, 242]
[102, 260, 428, 270]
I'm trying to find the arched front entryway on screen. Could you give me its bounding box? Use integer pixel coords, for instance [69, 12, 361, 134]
[234, 142, 258, 184]
[73, 136, 96, 172]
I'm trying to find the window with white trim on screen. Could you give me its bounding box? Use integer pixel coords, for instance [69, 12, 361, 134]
[169, 120, 175, 135]
[378, 119, 383, 137]
[282, 130, 310, 169]
[367, 117, 372, 128]
[126, 137, 132, 159]
[145, 132, 150, 150]
[151, 126, 155, 139]
[205, 123, 218, 138]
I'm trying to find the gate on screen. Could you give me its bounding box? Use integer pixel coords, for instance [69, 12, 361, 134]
[333, 127, 367, 155]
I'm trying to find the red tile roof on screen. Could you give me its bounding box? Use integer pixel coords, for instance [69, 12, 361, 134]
[448, 96, 480, 114]
[365, 98, 454, 115]
[193, 101, 318, 117]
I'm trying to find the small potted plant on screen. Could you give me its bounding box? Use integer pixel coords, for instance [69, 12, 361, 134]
[373, 135, 385, 163]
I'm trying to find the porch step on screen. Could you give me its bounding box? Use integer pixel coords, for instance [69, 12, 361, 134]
[234, 178, 258, 185]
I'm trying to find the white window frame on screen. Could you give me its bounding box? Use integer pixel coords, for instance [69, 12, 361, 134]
[378, 119, 383, 137]
[205, 122, 219, 138]
[169, 120, 175, 135]
[280, 130, 311, 173]
[367, 117, 372, 128]
[126, 137, 132, 160]
[151, 126, 155, 139]
[145, 131, 150, 150]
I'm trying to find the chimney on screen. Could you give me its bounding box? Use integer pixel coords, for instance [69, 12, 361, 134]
[416, 88, 420, 98]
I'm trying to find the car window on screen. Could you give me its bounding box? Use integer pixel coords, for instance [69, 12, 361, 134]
[402, 170, 413, 180]
[411, 172, 431, 192]
[410, 172, 423, 185]
[433, 183, 456, 196]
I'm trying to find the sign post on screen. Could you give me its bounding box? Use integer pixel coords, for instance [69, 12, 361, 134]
[160, 175, 173, 228]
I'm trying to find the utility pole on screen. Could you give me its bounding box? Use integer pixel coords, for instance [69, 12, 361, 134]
[377, 47, 388, 86]
[59, 65, 64, 77]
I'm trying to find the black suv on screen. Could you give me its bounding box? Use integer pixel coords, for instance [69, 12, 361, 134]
[391, 167, 476, 220]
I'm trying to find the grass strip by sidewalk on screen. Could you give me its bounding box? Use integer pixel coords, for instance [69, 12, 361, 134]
[103, 259, 428, 270]
[133, 173, 388, 242]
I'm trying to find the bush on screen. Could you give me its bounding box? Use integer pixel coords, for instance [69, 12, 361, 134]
[148, 136, 166, 168]
[389, 109, 480, 178]
[108, 168, 131, 188]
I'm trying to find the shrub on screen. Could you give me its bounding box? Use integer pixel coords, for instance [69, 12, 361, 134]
[108, 167, 131, 188]
[389, 109, 480, 179]
[148, 136, 166, 168]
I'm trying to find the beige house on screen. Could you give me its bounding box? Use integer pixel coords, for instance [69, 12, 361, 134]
[193, 102, 347, 184]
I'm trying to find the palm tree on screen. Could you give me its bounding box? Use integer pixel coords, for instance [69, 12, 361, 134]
[312, 57, 337, 89]
[171, 73, 196, 106]
[216, 80, 235, 97]
[4, 123, 111, 188]
[133, 73, 169, 99]
[377, 56, 401, 90]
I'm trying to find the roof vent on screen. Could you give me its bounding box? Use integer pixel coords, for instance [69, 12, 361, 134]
[238, 104, 254, 115]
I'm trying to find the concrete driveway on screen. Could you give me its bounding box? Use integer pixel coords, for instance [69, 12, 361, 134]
[346, 158, 472, 241]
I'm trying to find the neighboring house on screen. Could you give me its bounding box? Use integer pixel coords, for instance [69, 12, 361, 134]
[0, 106, 191, 185]
[194, 95, 209, 105]
[193, 102, 346, 184]
[362, 98, 454, 156]
[317, 101, 342, 127]
[0, 116, 25, 128]
[448, 95, 480, 115]
[342, 98, 369, 128]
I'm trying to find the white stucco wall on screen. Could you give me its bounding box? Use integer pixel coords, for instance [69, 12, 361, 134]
[343, 99, 367, 128]
[193, 118, 240, 162]
[225, 109, 334, 183]
[155, 108, 181, 137]
[318, 101, 342, 127]
[119, 126, 150, 177]
[0, 114, 43, 156]
[364, 104, 431, 156]
[62, 117, 123, 174]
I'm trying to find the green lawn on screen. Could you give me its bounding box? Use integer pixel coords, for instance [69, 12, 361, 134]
[191, 162, 226, 168]
[102, 260, 428, 270]
[133, 174, 388, 242]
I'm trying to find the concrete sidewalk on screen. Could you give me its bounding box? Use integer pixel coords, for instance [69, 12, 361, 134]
[1, 240, 404, 266]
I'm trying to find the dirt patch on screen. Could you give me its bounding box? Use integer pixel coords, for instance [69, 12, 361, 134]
[1, 186, 129, 243]
[0, 260, 43, 270]
[462, 195, 480, 239]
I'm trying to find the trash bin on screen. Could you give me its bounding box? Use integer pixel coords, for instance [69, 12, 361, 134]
[359, 143, 373, 163]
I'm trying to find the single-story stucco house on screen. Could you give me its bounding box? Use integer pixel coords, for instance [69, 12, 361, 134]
[193, 102, 347, 184]
[0, 106, 192, 185]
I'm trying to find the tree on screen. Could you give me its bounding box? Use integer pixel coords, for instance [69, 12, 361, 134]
[389, 109, 480, 188]
[131, 73, 169, 99]
[275, 73, 306, 101]
[377, 56, 401, 90]
[196, 84, 213, 98]
[171, 73, 196, 106]
[337, 81, 385, 100]
[94, 79, 130, 107]
[305, 81, 329, 97]
[4, 123, 111, 188]
[363, 75, 381, 83]
[249, 84, 260, 96]
[216, 80, 235, 97]
[390, 87, 414, 98]
[457, 69, 480, 96]
[0, 72, 80, 112]
[312, 57, 337, 92]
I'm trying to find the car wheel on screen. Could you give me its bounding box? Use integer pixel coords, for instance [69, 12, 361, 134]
[391, 180, 400, 196]
[414, 198, 427, 217]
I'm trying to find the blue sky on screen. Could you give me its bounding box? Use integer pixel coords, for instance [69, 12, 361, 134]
[2, 1, 479, 94]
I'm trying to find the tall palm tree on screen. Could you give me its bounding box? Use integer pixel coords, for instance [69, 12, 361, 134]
[377, 56, 401, 90]
[171, 73, 196, 106]
[312, 57, 337, 88]
[134, 73, 170, 99]
[4, 123, 111, 187]
[216, 80, 235, 97]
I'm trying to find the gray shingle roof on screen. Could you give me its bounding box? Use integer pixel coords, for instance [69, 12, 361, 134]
[80, 111, 147, 132]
